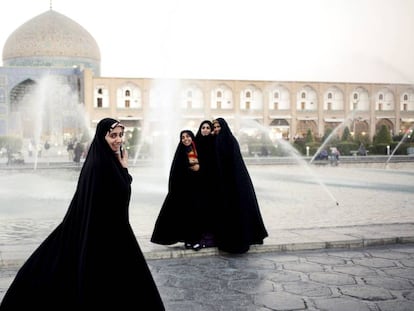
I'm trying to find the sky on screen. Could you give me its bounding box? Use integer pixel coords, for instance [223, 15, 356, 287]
[0, 0, 413, 84]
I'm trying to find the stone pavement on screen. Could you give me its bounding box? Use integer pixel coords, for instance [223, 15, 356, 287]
[1, 241, 414, 310]
[1, 223, 414, 310]
[148, 243, 414, 311]
[1, 161, 414, 309]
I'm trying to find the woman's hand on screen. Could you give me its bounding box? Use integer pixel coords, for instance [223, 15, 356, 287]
[116, 148, 129, 168]
[189, 163, 199, 171]
[189, 159, 199, 172]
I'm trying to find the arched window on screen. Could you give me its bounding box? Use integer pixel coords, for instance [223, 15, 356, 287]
[297, 87, 317, 111]
[269, 87, 289, 110]
[116, 85, 142, 108]
[181, 86, 203, 109]
[240, 88, 262, 110]
[212, 87, 233, 109]
[95, 87, 109, 108]
[351, 88, 370, 111]
[324, 87, 344, 111]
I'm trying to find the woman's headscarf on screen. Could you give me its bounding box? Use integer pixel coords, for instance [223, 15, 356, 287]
[195, 120, 214, 139]
[78, 118, 130, 189]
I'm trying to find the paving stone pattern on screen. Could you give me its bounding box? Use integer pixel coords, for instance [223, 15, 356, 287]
[151, 244, 414, 310]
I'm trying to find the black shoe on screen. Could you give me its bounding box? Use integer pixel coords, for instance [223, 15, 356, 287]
[192, 243, 203, 251]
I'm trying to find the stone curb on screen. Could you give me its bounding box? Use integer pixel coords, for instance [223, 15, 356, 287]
[2, 222, 413, 267]
[142, 235, 414, 260]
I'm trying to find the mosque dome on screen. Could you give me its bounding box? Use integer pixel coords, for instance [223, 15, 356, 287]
[2, 9, 101, 74]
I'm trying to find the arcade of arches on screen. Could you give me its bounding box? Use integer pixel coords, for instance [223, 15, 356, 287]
[85, 73, 414, 144]
[7, 71, 414, 146]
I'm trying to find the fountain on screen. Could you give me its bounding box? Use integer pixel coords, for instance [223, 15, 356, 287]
[239, 119, 339, 206]
[307, 106, 371, 166]
[308, 114, 354, 165]
[12, 75, 89, 169]
[132, 79, 183, 173]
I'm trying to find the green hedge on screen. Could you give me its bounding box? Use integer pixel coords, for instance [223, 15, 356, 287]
[0, 136, 23, 153]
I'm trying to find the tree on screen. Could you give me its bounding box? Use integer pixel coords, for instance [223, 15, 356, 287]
[322, 128, 333, 143]
[341, 126, 352, 142]
[374, 125, 392, 144]
[305, 128, 314, 143]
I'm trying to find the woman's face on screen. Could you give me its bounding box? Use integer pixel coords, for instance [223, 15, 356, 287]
[105, 125, 124, 152]
[213, 122, 221, 135]
[181, 132, 193, 146]
[200, 123, 212, 136]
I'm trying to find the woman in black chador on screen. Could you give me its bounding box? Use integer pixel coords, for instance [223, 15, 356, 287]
[151, 130, 203, 250]
[194, 120, 219, 248]
[212, 117, 268, 254]
[0, 118, 165, 310]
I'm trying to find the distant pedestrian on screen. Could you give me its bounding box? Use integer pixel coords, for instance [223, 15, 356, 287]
[358, 143, 367, 156]
[67, 140, 74, 160]
[6, 145, 12, 165]
[28, 141, 34, 157]
[73, 141, 83, 163]
[330, 147, 340, 166]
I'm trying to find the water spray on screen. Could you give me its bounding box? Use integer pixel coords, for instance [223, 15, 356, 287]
[240, 119, 340, 206]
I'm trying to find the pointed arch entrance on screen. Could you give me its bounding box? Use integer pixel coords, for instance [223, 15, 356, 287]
[9, 79, 37, 138]
[269, 118, 290, 140]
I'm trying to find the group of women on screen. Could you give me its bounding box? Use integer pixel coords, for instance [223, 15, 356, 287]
[151, 117, 268, 254]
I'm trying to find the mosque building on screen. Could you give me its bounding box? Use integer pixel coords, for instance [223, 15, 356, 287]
[1, 8, 413, 150]
[0, 9, 100, 145]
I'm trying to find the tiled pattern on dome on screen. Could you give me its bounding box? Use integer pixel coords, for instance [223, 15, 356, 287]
[2, 10, 100, 61]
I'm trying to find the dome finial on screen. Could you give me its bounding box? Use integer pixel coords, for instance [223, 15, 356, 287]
[50, 0, 53, 10]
